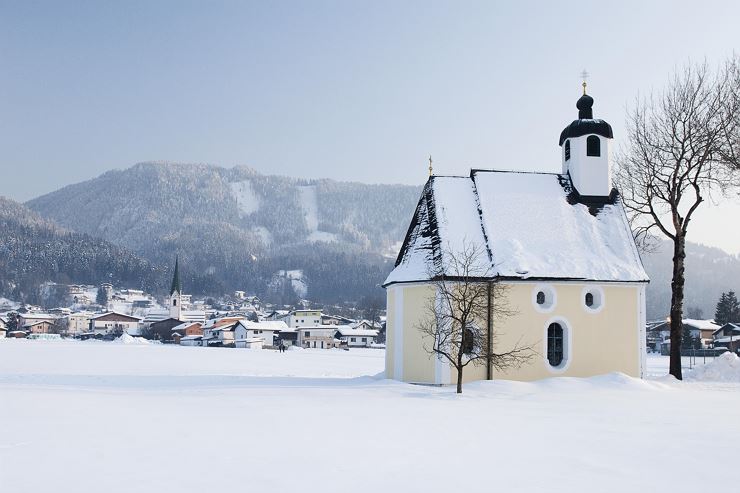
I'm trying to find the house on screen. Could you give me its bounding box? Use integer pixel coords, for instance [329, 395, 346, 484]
[17, 313, 56, 328]
[24, 320, 56, 334]
[288, 310, 322, 328]
[172, 321, 203, 337]
[649, 319, 721, 349]
[65, 312, 93, 336]
[0, 327, 6, 338]
[179, 335, 203, 346]
[210, 325, 236, 347]
[321, 314, 356, 326]
[171, 321, 202, 344]
[149, 318, 186, 341]
[234, 320, 289, 348]
[712, 323, 740, 353]
[235, 337, 264, 349]
[201, 316, 245, 347]
[89, 312, 142, 335]
[296, 326, 338, 349]
[336, 326, 379, 347]
[383, 90, 650, 385]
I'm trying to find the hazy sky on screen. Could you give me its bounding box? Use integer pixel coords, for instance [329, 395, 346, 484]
[1, 1, 739, 253]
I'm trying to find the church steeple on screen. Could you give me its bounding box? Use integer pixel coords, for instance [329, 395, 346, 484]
[558, 83, 614, 199]
[170, 256, 182, 295]
[169, 257, 183, 320]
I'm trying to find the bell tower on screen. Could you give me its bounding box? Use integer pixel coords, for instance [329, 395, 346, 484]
[559, 80, 614, 199]
[169, 257, 183, 320]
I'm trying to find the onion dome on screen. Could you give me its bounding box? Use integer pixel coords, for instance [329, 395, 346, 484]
[559, 93, 613, 145]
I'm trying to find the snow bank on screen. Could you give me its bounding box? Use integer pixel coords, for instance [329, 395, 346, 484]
[114, 333, 150, 345]
[686, 352, 740, 382]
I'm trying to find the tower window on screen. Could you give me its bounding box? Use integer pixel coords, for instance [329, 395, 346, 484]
[585, 292, 594, 307]
[547, 323, 564, 367]
[536, 291, 546, 305]
[173, 299, 177, 307]
[564, 140, 571, 161]
[586, 135, 601, 156]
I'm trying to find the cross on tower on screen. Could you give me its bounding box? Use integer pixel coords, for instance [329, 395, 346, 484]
[428, 155, 433, 177]
[580, 69, 589, 95]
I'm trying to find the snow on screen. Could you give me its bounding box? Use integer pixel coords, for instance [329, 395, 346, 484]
[386, 171, 649, 285]
[685, 352, 740, 382]
[2, 341, 739, 493]
[230, 180, 260, 215]
[682, 318, 720, 331]
[113, 333, 151, 345]
[297, 185, 338, 243]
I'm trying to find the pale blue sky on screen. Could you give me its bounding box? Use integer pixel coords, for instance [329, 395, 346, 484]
[1, 0, 739, 252]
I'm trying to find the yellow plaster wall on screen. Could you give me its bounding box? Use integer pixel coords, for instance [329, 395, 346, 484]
[387, 281, 642, 384]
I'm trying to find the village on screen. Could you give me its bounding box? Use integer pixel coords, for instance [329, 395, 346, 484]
[0, 260, 384, 352]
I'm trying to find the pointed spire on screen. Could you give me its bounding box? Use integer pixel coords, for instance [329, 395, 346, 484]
[170, 256, 182, 295]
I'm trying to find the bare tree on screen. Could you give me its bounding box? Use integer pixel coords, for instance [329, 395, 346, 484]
[616, 58, 740, 379]
[417, 242, 534, 393]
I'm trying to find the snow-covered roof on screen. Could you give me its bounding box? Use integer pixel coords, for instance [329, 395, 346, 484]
[171, 321, 201, 332]
[235, 320, 289, 332]
[90, 311, 142, 321]
[19, 313, 56, 320]
[683, 319, 720, 331]
[385, 171, 649, 285]
[336, 327, 379, 337]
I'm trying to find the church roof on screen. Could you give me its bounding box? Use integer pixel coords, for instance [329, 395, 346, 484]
[170, 257, 182, 295]
[384, 170, 648, 286]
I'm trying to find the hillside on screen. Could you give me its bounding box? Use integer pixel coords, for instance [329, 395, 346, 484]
[26, 162, 420, 301]
[21, 162, 740, 313]
[642, 240, 740, 320]
[0, 197, 167, 305]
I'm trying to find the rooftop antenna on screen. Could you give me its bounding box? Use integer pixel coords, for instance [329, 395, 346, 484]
[428, 155, 433, 177]
[580, 69, 589, 95]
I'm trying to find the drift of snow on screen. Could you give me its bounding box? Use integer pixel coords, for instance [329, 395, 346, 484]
[686, 352, 740, 382]
[113, 333, 150, 345]
[230, 180, 260, 215]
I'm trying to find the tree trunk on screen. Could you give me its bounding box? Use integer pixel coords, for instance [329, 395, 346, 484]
[456, 366, 463, 394]
[669, 234, 687, 380]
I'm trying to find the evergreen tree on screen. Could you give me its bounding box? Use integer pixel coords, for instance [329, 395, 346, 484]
[96, 288, 109, 307]
[715, 291, 740, 325]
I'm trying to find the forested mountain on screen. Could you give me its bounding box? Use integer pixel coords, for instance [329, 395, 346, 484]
[642, 240, 740, 320]
[11, 162, 739, 314]
[0, 197, 168, 304]
[25, 162, 418, 302]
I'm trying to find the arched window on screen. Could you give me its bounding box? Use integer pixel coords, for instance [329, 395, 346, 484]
[547, 323, 564, 367]
[462, 327, 475, 354]
[586, 135, 600, 156]
[564, 140, 571, 161]
[536, 291, 546, 305]
[173, 299, 177, 307]
[585, 292, 594, 307]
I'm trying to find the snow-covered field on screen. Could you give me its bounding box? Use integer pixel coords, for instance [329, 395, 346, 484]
[1, 340, 739, 493]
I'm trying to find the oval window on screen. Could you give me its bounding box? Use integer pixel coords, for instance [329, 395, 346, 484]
[536, 291, 546, 305]
[585, 292, 594, 307]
